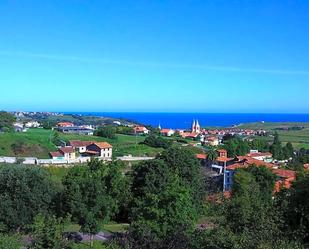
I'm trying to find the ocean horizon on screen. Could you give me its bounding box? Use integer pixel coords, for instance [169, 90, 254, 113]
[67, 112, 309, 129]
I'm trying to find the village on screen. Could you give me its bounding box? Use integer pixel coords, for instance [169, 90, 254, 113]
[2, 115, 308, 198]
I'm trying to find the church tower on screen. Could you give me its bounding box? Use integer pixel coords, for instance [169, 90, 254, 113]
[195, 120, 201, 133]
[191, 119, 196, 132]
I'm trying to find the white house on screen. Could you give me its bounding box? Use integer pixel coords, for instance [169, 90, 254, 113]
[13, 122, 27, 132]
[247, 150, 273, 162]
[25, 121, 40, 128]
[160, 129, 175, 137]
[69, 140, 94, 153]
[133, 126, 149, 135]
[85, 142, 113, 159]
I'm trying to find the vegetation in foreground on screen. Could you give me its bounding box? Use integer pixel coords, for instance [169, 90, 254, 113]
[0, 145, 308, 249]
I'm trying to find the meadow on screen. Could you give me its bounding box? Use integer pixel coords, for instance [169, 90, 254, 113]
[0, 128, 163, 158]
[239, 122, 309, 149]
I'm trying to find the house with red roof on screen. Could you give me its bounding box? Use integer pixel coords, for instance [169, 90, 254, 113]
[247, 151, 273, 162]
[204, 136, 219, 146]
[57, 122, 74, 127]
[223, 156, 275, 191]
[69, 140, 94, 153]
[273, 169, 296, 192]
[181, 132, 199, 139]
[160, 128, 175, 137]
[133, 126, 149, 135]
[49, 146, 76, 160]
[85, 142, 113, 159]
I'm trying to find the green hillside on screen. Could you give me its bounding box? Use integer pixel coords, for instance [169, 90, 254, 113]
[238, 122, 309, 149]
[0, 128, 162, 158]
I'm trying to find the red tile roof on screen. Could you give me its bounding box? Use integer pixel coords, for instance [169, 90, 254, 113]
[272, 169, 296, 179]
[69, 140, 94, 147]
[182, 132, 199, 138]
[57, 122, 74, 127]
[161, 129, 173, 133]
[196, 154, 207, 160]
[59, 146, 75, 154]
[93, 142, 112, 149]
[50, 151, 63, 157]
[217, 149, 227, 153]
[217, 157, 234, 163]
[226, 156, 274, 170]
[134, 126, 148, 132]
[247, 152, 272, 158]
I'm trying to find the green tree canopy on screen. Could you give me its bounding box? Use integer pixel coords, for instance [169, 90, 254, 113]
[157, 146, 205, 210]
[30, 214, 65, 249]
[0, 165, 56, 232]
[95, 126, 117, 139]
[0, 111, 16, 132]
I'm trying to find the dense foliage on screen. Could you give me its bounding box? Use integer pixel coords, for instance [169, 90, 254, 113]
[0, 111, 16, 132]
[270, 132, 294, 160]
[95, 126, 117, 139]
[0, 145, 308, 248]
[143, 135, 172, 149]
[0, 165, 56, 232]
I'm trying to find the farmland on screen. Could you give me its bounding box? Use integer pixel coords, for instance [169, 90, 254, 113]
[238, 122, 309, 149]
[0, 128, 163, 158]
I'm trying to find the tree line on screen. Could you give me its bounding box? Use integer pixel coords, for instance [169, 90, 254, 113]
[0, 146, 308, 248]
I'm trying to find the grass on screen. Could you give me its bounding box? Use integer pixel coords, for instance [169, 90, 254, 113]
[70, 241, 108, 249]
[0, 128, 57, 158]
[0, 128, 163, 158]
[46, 166, 70, 185]
[239, 122, 309, 149]
[100, 223, 129, 233]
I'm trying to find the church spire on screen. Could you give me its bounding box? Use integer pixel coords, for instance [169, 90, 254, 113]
[192, 119, 196, 132]
[195, 119, 200, 133]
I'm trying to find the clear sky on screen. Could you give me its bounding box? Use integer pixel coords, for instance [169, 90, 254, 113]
[0, 0, 309, 113]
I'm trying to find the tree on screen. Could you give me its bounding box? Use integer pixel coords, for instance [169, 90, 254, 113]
[0, 165, 56, 232]
[270, 132, 283, 160]
[225, 166, 280, 245]
[52, 131, 62, 146]
[284, 142, 294, 159]
[249, 139, 270, 153]
[30, 214, 65, 249]
[157, 146, 205, 211]
[95, 126, 116, 139]
[0, 111, 16, 132]
[63, 159, 127, 247]
[246, 165, 277, 202]
[207, 147, 218, 164]
[143, 135, 171, 149]
[223, 138, 250, 157]
[130, 159, 197, 248]
[281, 172, 309, 243]
[0, 234, 21, 249]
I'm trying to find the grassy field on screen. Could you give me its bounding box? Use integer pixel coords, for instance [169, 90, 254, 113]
[0, 128, 162, 158]
[0, 128, 56, 158]
[238, 122, 309, 149]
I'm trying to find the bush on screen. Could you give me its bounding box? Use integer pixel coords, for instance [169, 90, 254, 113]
[143, 135, 171, 149]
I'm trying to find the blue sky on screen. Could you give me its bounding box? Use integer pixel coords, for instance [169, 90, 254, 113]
[0, 0, 309, 113]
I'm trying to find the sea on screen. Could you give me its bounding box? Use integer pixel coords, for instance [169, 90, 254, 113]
[67, 112, 309, 130]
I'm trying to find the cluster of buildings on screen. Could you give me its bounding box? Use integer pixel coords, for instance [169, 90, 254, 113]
[49, 140, 113, 161]
[196, 149, 297, 193]
[157, 120, 266, 147]
[12, 111, 63, 118]
[13, 121, 41, 132]
[55, 122, 95, 136]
